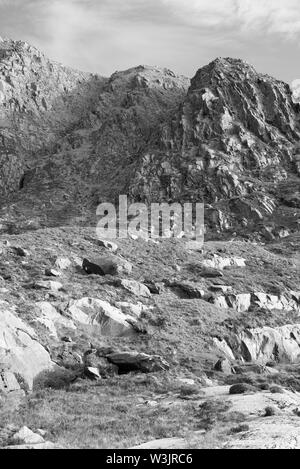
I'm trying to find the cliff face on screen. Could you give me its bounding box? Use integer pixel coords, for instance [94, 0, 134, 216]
[0, 59, 189, 228]
[0, 38, 104, 198]
[0, 43, 299, 239]
[129, 58, 300, 236]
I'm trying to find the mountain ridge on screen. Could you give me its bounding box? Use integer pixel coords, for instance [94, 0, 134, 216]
[0, 39, 299, 242]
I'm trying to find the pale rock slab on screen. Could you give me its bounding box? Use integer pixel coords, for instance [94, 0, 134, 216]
[35, 302, 76, 338]
[68, 298, 137, 336]
[0, 301, 54, 389]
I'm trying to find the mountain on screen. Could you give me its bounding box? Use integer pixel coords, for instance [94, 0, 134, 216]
[0, 40, 299, 241]
[129, 57, 300, 238]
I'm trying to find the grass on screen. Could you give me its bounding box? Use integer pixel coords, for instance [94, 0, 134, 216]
[0, 375, 212, 449]
[0, 372, 250, 449]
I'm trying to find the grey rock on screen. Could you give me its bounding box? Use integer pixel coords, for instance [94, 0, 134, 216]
[68, 298, 138, 336]
[82, 256, 132, 276]
[118, 279, 151, 298]
[107, 351, 169, 373]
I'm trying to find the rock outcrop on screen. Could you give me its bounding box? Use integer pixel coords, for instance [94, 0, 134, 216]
[0, 301, 54, 389]
[68, 298, 138, 336]
[129, 58, 300, 237]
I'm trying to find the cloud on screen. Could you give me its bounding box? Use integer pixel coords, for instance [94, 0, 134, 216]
[0, 0, 300, 81]
[162, 0, 300, 38]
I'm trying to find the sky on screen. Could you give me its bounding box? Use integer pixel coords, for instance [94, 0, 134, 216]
[0, 0, 300, 84]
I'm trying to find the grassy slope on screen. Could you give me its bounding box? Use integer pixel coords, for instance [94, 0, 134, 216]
[0, 227, 299, 448]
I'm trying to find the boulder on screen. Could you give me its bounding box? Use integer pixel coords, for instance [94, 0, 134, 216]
[82, 255, 132, 276]
[118, 279, 151, 298]
[144, 281, 163, 294]
[211, 292, 299, 313]
[54, 257, 72, 270]
[83, 351, 118, 378]
[11, 427, 45, 445]
[251, 292, 299, 312]
[85, 367, 101, 380]
[170, 281, 205, 299]
[212, 296, 229, 309]
[0, 301, 54, 389]
[239, 324, 300, 363]
[12, 246, 29, 257]
[68, 298, 137, 336]
[35, 302, 76, 338]
[106, 351, 169, 373]
[227, 293, 251, 312]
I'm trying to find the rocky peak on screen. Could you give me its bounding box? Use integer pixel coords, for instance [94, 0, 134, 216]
[108, 65, 190, 92]
[129, 58, 300, 238]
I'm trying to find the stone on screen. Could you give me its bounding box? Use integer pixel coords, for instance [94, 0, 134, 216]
[115, 302, 144, 318]
[12, 246, 29, 257]
[144, 281, 163, 294]
[34, 281, 63, 292]
[12, 427, 45, 445]
[0, 369, 21, 393]
[238, 324, 300, 363]
[97, 238, 118, 252]
[170, 281, 205, 299]
[85, 367, 101, 380]
[118, 279, 151, 298]
[82, 256, 132, 276]
[54, 257, 72, 270]
[35, 302, 76, 338]
[45, 268, 61, 277]
[84, 351, 118, 378]
[202, 255, 246, 270]
[68, 298, 137, 336]
[213, 338, 235, 360]
[0, 301, 54, 389]
[106, 351, 169, 373]
[229, 383, 256, 395]
[210, 292, 299, 313]
[214, 358, 233, 374]
[251, 292, 299, 312]
[212, 295, 229, 309]
[227, 293, 252, 312]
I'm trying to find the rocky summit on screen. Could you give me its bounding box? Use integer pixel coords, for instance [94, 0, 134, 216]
[0, 39, 299, 450]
